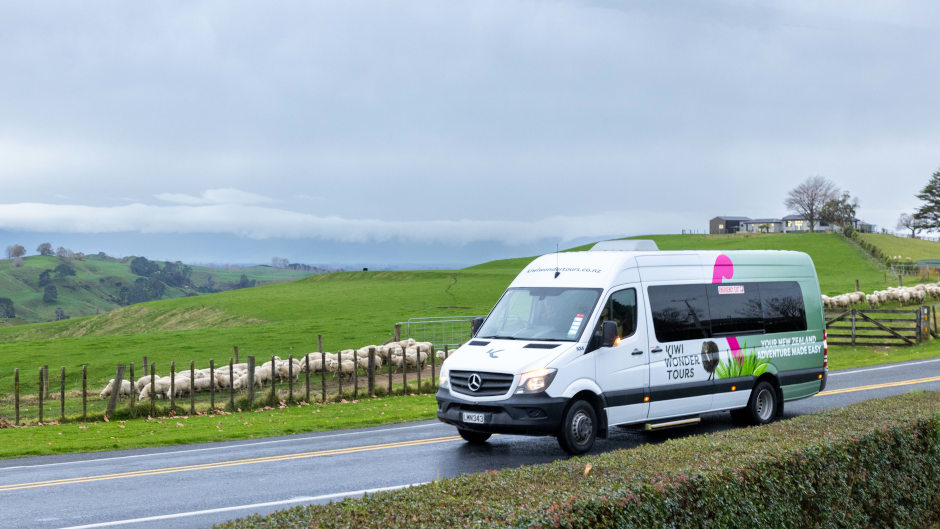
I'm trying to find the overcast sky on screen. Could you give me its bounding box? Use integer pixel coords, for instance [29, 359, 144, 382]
[1, 1, 938, 266]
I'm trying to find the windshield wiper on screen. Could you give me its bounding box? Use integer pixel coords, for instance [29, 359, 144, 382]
[485, 335, 518, 340]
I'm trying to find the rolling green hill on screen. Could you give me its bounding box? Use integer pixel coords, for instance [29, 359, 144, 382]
[0, 233, 916, 395]
[856, 232, 940, 263]
[0, 253, 320, 325]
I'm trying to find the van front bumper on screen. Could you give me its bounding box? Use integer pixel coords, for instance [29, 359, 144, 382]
[436, 389, 567, 436]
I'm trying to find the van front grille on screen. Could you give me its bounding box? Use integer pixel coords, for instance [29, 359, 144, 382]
[450, 370, 515, 396]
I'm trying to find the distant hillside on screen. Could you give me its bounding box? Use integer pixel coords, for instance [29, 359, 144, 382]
[0, 253, 324, 325]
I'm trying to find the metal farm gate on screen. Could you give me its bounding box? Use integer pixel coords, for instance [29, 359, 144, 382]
[394, 316, 485, 349]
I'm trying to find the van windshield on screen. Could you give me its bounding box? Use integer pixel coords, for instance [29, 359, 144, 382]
[476, 287, 602, 342]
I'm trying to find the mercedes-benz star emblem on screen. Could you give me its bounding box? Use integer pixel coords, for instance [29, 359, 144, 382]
[467, 373, 483, 392]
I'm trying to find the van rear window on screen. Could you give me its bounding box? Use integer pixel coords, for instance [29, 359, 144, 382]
[648, 281, 807, 342]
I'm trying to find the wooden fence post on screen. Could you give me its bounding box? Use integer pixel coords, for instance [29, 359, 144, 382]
[368, 347, 375, 398]
[337, 351, 343, 401]
[288, 354, 294, 404]
[128, 363, 136, 418]
[270, 355, 277, 404]
[234, 346, 239, 363]
[190, 361, 195, 415]
[14, 368, 19, 426]
[229, 358, 234, 410]
[394, 323, 401, 342]
[247, 356, 255, 409]
[353, 352, 359, 399]
[209, 359, 215, 411]
[142, 356, 147, 373]
[43, 365, 49, 400]
[916, 307, 923, 344]
[105, 365, 125, 420]
[416, 349, 422, 395]
[388, 348, 394, 395]
[38, 367, 44, 424]
[305, 353, 310, 403]
[402, 351, 408, 395]
[149, 363, 156, 418]
[319, 335, 326, 404]
[60, 366, 66, 421]
[430, 342, 436, 387]
[82, 365, 87, 421]
[855, 279, 860, 292]
[170, 361, 176, 411]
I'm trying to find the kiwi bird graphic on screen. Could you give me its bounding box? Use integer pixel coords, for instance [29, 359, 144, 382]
[701, 341, 720, 380]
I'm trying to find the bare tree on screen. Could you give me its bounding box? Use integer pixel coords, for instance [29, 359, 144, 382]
[6, 244, 26, 259]
[784, 176, 839, 232]
[897, 213, 927, 238]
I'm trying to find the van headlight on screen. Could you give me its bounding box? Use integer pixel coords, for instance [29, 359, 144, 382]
[516, 368, 557, 394]
[438, 369, 450, 390]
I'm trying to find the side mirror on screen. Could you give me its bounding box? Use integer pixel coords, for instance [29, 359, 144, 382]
[470, 317, 484, 337]
[601, 320, 619, 348]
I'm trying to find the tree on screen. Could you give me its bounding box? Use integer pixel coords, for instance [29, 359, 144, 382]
[0, 297, 14, 318]
[6, 244, 26, 259]
[785, 176, 839, 232]
[914, 168, 940, 231]
[55, 262, 76, 278]
[130, 256, 160, 277]
[897, 213, 927, 238]
[43, 285, 58, 303]
[820, 191, 859, 231]
[54, 307, 69, 321]
[38, 269, 52, 287]
[55, 246, 74, 260]
[36, 242, 54, 256]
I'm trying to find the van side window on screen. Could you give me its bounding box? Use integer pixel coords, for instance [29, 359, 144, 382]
[593, 288, 638, 343]
[648, 284, 710, 342]
[706, 283, 763, 336]
[759, 281, 807, 333]
[648, 281, 808, 343]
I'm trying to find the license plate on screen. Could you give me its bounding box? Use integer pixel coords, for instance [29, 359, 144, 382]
[462, 412, 485, 424]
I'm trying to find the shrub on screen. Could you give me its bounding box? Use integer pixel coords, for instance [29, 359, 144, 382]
[212, 391, 940, 529]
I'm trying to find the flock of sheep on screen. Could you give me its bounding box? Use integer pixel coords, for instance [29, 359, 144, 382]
[99, 338, 448, 400]
[821, 282, 940, 309]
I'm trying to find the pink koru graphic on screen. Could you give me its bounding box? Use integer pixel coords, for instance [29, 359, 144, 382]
[727, 336, 742, 360]
[712, 254, 734, 284]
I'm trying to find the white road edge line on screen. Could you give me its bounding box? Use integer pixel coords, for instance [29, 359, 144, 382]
[828, 357, 940, 377]
[0, 422, 441, 472]
[55, 482, 429, 529]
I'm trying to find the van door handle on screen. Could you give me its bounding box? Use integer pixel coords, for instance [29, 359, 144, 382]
[631, 348, 643, 356]
[650, 346, 663, 353]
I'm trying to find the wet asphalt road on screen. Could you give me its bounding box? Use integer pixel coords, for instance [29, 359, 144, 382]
[1, 357, 938, 529]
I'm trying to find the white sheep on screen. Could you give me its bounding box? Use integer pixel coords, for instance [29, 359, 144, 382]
[99, 379, 133, 400]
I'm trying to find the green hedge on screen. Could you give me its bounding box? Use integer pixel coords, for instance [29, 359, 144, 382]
[215, 392, 940, 529]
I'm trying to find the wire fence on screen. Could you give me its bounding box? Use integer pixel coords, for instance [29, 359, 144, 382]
[0, 336, 459, 427]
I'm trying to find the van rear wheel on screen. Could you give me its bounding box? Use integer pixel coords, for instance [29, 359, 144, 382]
[558, 400, 597, 455]
[457, 428, 491, 444]
[731, 381, 778, 426]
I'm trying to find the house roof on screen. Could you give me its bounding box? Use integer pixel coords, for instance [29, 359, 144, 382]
[743, 218, 782, 224]
[712, 216, 751, 221]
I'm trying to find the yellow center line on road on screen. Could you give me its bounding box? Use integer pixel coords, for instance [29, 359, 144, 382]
[816, 375, 940, 397]
[0, 435, 461, 493]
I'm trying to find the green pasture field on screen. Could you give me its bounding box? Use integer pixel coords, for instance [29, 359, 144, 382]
[856, 232, 940, 262]
[0, 232, 939, 458]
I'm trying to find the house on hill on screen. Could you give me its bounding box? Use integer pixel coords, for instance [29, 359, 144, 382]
[709, 216, 750, 234]
[710, 214, 874, 234]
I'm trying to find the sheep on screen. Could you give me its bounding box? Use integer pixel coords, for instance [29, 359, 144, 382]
[99, 379, 133, 400]
[338, 359, 356, 380]
[357, 355, 383, 370]
[388, 354, 404, 372]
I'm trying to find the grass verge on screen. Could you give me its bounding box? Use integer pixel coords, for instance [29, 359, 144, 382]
[0, 394, 437, 459]
[212, 391, 940, 529]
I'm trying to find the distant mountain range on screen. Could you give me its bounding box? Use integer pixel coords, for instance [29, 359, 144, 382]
[0, 253, 329, 325]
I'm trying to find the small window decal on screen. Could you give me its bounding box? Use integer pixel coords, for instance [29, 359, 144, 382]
[717, 285, 745, 295]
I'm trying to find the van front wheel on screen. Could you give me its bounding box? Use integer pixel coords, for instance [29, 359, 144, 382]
[731, 381, 778, 426]
[457, 428, 491, 444]
[558, 400, 597, 455]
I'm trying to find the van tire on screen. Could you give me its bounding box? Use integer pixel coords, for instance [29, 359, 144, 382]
[558, 400, 597, 455]
[457, 428, 491, 444]
[731, 381, 777, 426]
